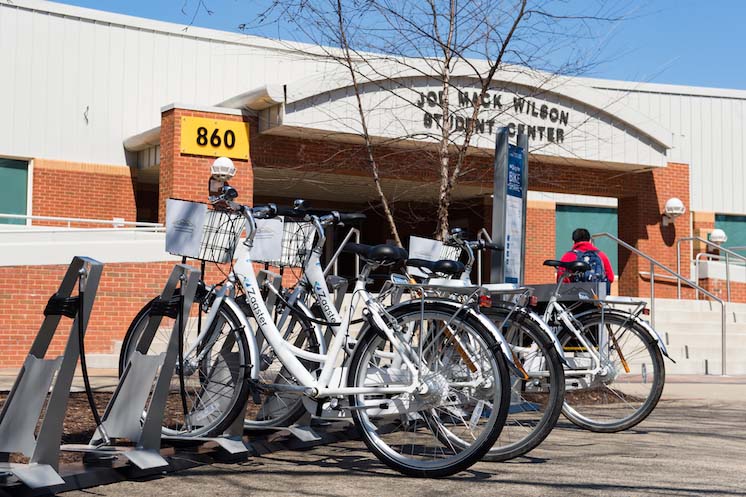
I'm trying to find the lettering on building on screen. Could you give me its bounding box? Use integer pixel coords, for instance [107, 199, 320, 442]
[415, 90, 569, 143]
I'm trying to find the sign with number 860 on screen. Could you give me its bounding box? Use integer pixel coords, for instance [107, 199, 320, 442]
[181, 116, 250, 160]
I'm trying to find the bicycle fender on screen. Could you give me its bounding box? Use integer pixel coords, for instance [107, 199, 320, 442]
[574, 308, 674, 363]
[633, 317, 675, 363]
[377, 298, 520, 373]
[224, 297, 262, 379]
[518, 308, 569, 367]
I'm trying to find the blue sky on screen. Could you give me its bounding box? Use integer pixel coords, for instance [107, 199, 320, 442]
[56, 0, 746, 90]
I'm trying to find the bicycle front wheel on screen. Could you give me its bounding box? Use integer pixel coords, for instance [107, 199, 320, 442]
[347, 301, 510, 478]
[561, 310, 665, 432]
[120, 295, 252, 437]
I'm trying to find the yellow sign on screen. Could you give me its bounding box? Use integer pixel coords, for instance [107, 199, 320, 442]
[180, 116, 250, 160]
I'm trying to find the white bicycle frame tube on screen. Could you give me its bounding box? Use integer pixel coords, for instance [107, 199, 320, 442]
[232, 245, 420, 397]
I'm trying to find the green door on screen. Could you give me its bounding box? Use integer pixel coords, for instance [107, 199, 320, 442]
[715, 214, 746, 251]
[555, 205, 618, 273]
[0, 159, 28, 225]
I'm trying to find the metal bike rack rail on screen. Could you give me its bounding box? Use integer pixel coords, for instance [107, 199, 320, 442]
[594, 232, 728, 375]
[0, 256, 103, 489]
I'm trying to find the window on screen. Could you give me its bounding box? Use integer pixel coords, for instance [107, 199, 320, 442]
[555, 204, 618, 273]
[0, 158, 29, 225]
[715, 214, 746, 250]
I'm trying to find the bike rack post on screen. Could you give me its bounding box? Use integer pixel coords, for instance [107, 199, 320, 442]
[63, 264, 202, 469]
[0, 256, 103, 489]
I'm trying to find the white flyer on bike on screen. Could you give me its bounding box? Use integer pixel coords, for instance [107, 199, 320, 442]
[165, 198, 207, 259]
[252, 217, 284, 263]
[407, 236, 443, 277]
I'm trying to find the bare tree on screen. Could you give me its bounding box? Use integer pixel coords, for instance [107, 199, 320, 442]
[246, 0, 630, 242]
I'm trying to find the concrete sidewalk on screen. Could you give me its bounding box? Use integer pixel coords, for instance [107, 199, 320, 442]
[58, 397, 746, 497]
[2, 369, 745, 400]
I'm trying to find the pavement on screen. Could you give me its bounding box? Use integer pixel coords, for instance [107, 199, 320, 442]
[34, 373, 743, 497]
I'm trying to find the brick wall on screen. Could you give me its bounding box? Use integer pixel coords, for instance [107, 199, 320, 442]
[525, 200, 556, 285]
[32, 159, 137, 225]
[159, 108, 254, 222]
[0, 261, 174, 368]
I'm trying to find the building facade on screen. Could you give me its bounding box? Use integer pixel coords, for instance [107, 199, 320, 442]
[1, 0, 745, 302]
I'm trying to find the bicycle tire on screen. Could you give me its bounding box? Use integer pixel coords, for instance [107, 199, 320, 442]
[481, 305, 565, 461]
[119, 295, 252, 437]
[347, 300, 510, 478]
[560, 309, 665, 432]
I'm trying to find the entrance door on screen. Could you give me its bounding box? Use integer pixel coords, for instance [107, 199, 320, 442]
[0, 159, 28, 225]
[555, 204, 618, 273]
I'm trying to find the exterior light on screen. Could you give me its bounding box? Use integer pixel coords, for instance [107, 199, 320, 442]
[662, 197, 685, 226]
[709, 228, 727, 244]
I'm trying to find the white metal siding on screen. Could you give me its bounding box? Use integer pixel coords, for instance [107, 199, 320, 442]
[0, 2, 319, 166]
[595, 86, 746, 215]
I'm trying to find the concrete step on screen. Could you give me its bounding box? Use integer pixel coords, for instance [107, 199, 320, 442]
[646, 298, 746, 313]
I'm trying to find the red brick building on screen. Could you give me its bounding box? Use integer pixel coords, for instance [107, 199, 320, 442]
[1, 1, 745, 369]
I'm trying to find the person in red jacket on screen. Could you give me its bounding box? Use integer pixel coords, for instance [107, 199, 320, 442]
[558, 228, 614, 292]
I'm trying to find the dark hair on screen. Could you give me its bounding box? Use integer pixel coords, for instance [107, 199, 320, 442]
[572, 228, 591, 243]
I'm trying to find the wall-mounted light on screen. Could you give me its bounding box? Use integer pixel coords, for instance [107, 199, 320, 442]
[709, 228, 728, 244]
[662, 197, 685, 227]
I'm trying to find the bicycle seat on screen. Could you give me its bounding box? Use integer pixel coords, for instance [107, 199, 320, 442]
[343, 243, 408, 264]
[407, 258, 465, 276]
[543, 259, 590, 273]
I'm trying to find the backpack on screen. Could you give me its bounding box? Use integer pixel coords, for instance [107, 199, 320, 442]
[569, 249, 607, 282]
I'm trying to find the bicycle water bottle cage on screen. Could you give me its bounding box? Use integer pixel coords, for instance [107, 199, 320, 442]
[43, 294, 80, 318]
[149, 295, 182, 319]
[543, 259, 590, 274]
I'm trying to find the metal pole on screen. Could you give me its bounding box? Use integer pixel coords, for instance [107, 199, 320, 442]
[650, 261, 655, 329]
[517, 132, 528, 286]
[721, 302, 727, 375]
[490, 127, 509, 284]
[676, 240, 682, 299]
[725, 251, 731, 302]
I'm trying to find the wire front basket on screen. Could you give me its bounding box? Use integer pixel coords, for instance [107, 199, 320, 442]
[166, 199, 246, 264]
[253, 218, 316, 267]
[440, 243, 463, 262]
[198, 209, 246, 263]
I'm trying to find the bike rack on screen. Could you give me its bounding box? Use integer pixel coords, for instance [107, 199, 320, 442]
[62, 263, 250, 470]
[0, 256, 103, 489]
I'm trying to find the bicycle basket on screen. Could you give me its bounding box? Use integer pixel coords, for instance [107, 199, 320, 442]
[166, 199, 246, 263]
[253, 218, 315, 267]
[440, 244, 463, 262]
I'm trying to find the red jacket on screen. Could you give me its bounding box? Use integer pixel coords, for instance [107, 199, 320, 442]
[558, 241, 615, 283]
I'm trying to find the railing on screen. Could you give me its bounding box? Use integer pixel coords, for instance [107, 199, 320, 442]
[323, 227, 361, 278]
[676, 236, 746, 302]
[593, 232, 728, 375]
[693, 252, 746, 301]
[0, 213, 163, 230]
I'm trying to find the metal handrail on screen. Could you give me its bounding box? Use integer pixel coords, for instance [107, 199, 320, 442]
[0, 212, 163, 228]
[693, 253, 746, 301]
[323, 227, 360, 277]
[676, 236, 746, 302]
[593, 232, 728, 375]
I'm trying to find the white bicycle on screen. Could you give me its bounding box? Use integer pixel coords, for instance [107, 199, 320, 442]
[121, 187, 517, 477]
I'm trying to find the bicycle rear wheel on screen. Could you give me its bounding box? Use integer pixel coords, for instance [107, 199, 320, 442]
[482, 306, 565, 461]
[348, 301, 510, 478]
[119, 295, 252, 437]
[561, 310, 665, 432]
